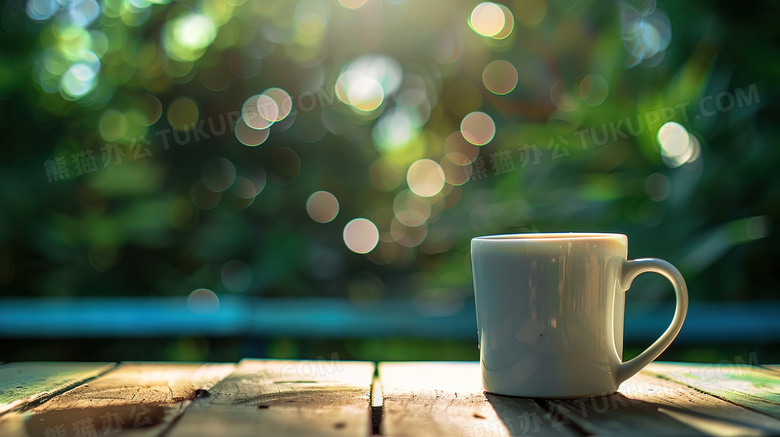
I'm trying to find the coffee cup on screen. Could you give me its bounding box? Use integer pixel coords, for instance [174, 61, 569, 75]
[471, 233, 688, 398]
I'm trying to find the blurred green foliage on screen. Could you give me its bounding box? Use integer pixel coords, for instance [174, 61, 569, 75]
[0, 0, 779, 361]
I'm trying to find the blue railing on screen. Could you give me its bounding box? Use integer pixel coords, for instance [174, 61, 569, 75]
[1, 298, 778, 342]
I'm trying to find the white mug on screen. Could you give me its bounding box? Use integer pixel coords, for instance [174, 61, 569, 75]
[471, 233, 688, 398]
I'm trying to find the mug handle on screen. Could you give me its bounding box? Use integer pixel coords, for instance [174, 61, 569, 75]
[616, 258, 689, 386]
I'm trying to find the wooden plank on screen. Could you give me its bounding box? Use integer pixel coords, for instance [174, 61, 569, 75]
[621, 364, 780, 436]
[166, 358, 375, 437]
[546, 363, 780, 437]
[0, 362, 115, 415]
[0, 361, 234, 437]
[379, 362, 579, 437]
[649, 362, 780, 420]
[545, 378, 708, 437]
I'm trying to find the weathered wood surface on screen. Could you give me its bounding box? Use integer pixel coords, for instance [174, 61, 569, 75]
[380, 362, 780, 437]
[637, 363, 780, 435]
[545, 391, 708, 437]
[649, 362, 780, 420]
[378, 362, 579, 437]
[529, 365, 706, 437]
[2, 360, 780, 437]
[0, 362, 115, 415]
[166, 358, 375, 437]
[0, 361, 234, 437]
[549, 361, 780, 436]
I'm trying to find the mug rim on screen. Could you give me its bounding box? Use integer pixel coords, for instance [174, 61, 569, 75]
[472, 232, 627, 241]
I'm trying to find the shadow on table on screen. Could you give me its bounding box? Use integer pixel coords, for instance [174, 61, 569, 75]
[484, 392, 713, 436]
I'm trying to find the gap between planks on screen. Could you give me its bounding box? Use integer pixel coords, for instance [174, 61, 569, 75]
[371, 375, 382, 435]
[165, 358, 375, 437]
[3, 360, 778, 436]
[0, 362, 117, 416]
[0, 361, 235, 437]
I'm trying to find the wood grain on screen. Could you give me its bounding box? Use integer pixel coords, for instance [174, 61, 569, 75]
[636, 363, 780, 435]
[378, 362, 579, 437]
[0, 362, 115, 415]
[0, 361, 234, 437]
[545, 376, 708, 437]
[626, 364, 780, 436]
[545, 363, 780, 437]
[649, 362, 780, 420]
[166, 358, 375, 437]
[2, 360, 778, 437]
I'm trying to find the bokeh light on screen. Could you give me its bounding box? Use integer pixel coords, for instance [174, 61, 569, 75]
[444, 131, 480, 166]
[68, 0, 100, 28]
[460, 112, 495, 146]
[439, 156, 472, 186]
[343, 218, 379, 254]
[235, 119, 270, 147]
[338, 0, 368, 9]
[348, 77, 384, 112]
[407, 159, 445, 198]
[468, 2, 514, 39]
[394, 190, 431, 227]
[232, 176, 260, 200]
[187, 288, 220, 314]
[621, 1, 672, 67]
[262, 88, 293, 122]
[391, 218, 428, 248]
[657, 122, 689, 156]
[255, 94, 279, 123]
[469, 3, 505, 38]
[491, 4, 515, 40]
[242, 95, 273, 130]
[26, 0, 58, 21]
[482, 60, 518, 95]
[657, 122, 700, 168]
[163, 13, 217, 62]
[371, 108, 417, 152]
[306, 191, 340, 223]
[60, 63, 96, 98]
[336, 54, 401, 113]
[229, 176, 259, 209]
[372, 108, 417, 152]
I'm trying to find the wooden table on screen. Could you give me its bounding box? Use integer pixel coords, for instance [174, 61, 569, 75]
[1, 360, 779, 436]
